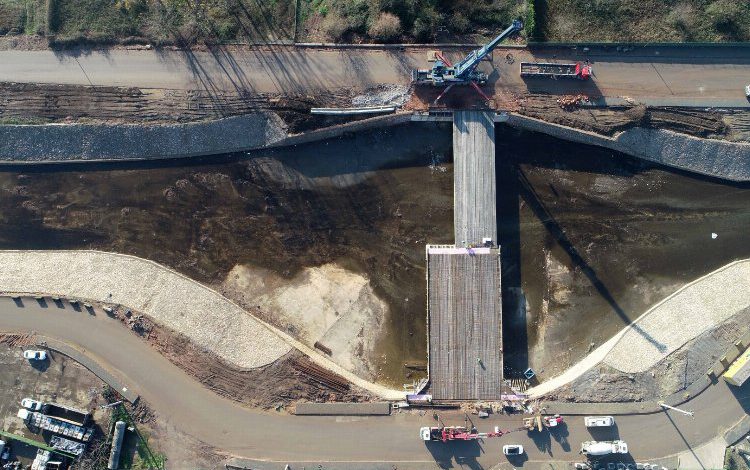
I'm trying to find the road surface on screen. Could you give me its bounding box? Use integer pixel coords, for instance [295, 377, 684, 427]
[1, 296, 747, 468]
[1, 45, 750, 105]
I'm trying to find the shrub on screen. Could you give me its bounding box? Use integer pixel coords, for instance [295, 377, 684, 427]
[524, 0, 535, 40]
[321, 11, 348, 41]
[368, 11, 401, 41]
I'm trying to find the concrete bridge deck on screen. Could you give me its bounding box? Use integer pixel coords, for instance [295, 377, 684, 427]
[453, 110, 498, 248]
[426, 110, 503, 400]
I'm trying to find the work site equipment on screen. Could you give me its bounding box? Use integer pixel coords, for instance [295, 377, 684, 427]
[520, 61, 592, 79]
[412, 19, 524, 87]
[523, 414, 564, 432]
[420, 425, 512, 442]
[521, 62, 593, 80]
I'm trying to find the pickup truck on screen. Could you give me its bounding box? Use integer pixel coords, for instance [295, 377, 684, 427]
[584, 416, 615, 427]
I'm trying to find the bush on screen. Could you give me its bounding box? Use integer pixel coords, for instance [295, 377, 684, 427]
[368, 11, 401, 41]
[321, 11, 349, 41]
[524, 0, 535, 40]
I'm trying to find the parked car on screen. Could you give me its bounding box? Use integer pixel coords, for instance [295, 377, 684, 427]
[745, 84, 750, 98]
[20, 398, 43, 411]
[584, 416, 615, 427]
[574, 463, 591, 469]
[503, 444, 524, 456]
[22, 350, 47, 361]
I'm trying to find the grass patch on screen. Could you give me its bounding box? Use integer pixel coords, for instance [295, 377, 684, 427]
[541, 0, 750, 42]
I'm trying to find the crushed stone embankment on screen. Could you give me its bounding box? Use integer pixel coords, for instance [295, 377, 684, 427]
[528, 259, 750, 398]
[506, 114, 750, 182]
[0, 250, 290, 368]
[0, 113, 287, 163]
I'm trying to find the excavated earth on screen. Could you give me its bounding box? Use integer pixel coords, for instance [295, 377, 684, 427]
[0, 123, 748, 389]
[548, 305, 750, 403]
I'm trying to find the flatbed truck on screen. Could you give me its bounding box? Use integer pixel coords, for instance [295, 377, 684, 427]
[520, 62, 592, 79]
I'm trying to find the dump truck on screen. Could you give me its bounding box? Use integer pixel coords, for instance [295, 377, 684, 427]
[724, 346, 750, 387]
[42, 403, 90, 427]
[520, 62, 592, 79]
[580, 440, 629, 456]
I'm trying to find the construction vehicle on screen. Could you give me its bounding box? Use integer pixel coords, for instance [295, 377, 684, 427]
[724, 345, 750, 386]
[420, 425, 510, 442]
[412, 20, 523, 87]
[584, 416, 615, 427]
[523, 414, 564, 432]
[520, 61, 592, 79]
[580, 440, 629, 456]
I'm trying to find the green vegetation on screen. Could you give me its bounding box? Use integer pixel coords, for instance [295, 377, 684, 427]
[301, 0, 526, 42]
[112, 403, 167, 470]
[0, 0, 748, 44]
[0, 0, 296, 45]
[540, 0, 750, 42]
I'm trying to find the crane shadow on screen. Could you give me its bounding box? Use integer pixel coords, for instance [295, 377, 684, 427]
[515, 165, 667, 352]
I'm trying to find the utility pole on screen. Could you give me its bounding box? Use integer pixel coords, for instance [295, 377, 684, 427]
[658, 402, 694, 418]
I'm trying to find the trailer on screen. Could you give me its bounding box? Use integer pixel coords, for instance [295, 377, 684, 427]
[17, 409, 94, 442]
[724, 346, 750, 386]
[42, 403, 90, 427]
[520, 62, 592, 80]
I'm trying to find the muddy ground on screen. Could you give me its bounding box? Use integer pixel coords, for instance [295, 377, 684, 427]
[0, 123, 748, 387]
[498, 126, 750, 378]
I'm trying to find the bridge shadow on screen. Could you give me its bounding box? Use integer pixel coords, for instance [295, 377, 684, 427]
[515, 166, 666, 352]
[424, 440, 485, 470]
[496, 128, 668, 370]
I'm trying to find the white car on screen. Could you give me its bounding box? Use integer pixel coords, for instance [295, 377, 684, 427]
[584, 415, 615, 427]
[745, 84, 750, 98]
[23, 350, 47, 361]
[20, 398, 43, 411]
[503, 444, 524, 456]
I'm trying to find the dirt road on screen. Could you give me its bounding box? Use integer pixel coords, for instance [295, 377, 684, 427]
[0, 296, 747, 468]
[1, 45, 749, 105]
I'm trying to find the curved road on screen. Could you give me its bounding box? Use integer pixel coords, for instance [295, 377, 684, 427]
[1, 297, 748, 468]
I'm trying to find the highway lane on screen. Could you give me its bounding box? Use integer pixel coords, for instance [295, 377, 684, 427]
[1, 46, 749, 104]
[0, 296, 747, 468]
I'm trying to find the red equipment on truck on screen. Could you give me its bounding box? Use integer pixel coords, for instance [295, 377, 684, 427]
[520, 61, 592, 80]
[420, 425, 511, 442]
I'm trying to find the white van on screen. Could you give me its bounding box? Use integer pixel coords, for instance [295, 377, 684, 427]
[584, 416, 615, 427]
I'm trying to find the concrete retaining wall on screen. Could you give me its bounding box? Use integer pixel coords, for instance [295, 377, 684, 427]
[0, 113, 288, 164]
[505, 113, 750, 182]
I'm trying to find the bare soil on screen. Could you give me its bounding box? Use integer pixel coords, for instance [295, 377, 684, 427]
[115, 308, 372, 410]
[0, 81, 362, 132]
[517, 94, 728, 137]
[548, 305, 750, 403]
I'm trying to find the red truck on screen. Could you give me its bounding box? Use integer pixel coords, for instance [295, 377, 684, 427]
[520, 62, 592, 80]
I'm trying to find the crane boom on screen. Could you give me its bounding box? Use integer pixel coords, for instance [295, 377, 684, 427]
[411, 20, 524, 86]
[453, 19, 523, 79]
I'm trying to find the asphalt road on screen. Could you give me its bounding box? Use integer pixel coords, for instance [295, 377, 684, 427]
[1, 297, 747, 468]
[1, 45, 750, 105]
